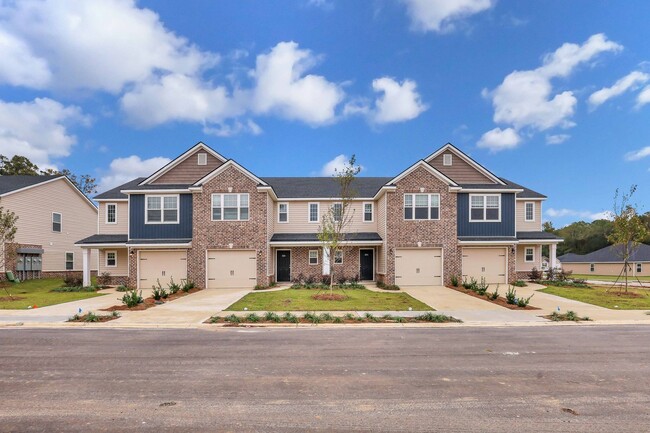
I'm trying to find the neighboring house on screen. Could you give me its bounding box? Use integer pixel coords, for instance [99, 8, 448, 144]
[0, 175, 98, 280]
[558, 243, 650, 277]
[77, 142, 562, 288]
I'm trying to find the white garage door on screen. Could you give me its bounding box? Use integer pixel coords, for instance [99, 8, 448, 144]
[207, 250, 257, 289]
[462, 247, 507, 284]
[139, 250, 187, 289]
[395, 248, 442, 286]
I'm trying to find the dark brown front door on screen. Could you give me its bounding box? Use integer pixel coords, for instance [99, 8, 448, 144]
[360, 249, 374, 281]
[277, 250, 291, 282]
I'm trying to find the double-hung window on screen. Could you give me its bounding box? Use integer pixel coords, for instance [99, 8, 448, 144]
[106, 251, 117, 267]
[278, 203, 288, 223]
[309, 250, 318, 265]
[106, 203, 117, 224]
[52, 212, 62, 232]
[403, 194, 440, 220]
[309, 203, 319, 223]
[363, 203, 373, 222]
[590, 263, 595, 272]
[212, 193, 249, 221]
[333, 203, 343, 222]
[525, 247, 534, 262]
[525, 202, 534, 222]
[470, 194, 500, 222]
[334, 250, 343, 264]
[65, 252, 74, 270]
[637, 263, 642, 273]
[146, 195, 178, 223]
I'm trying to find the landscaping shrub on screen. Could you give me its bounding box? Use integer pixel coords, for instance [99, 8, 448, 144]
[513, 280, 527, 287]
[245, 313, 260, 323]
[292, 273, 306, 285]
[381, 284, 400, 291]
[416, 312, 460, 323]
[344, 313, 355, 320]
[52, 286, 97, 293]
[489, 287, 499, 300]
[528, 267, 542, 281]
[450, 275, 459, 287]
[303, 312, 320, 323]
[505, 286, 517, 305]
[333, 316, 343, 324]
[264, 312, 281, 323]
[394, 316, 406, 323]
[549, 310, 589, 322]
[116, 285, 129, 292]
[462, 277, 478, 292]
[208, 315, 221, 323]
[96, 272, 111, 286]
[167, 278, 181, 294]
[63, 273, 83, 287]
[84, 312, 100, 322]
[151, 284, 168, 301]
[337, 275, 347, 285]
[476, 277, 489, 296]
[224, 314, 241, 324]
[320, 313, 334, 321]
[516, 294, 533, 307]
[121, 289, 143, 308]
[181, 280, 195, 293]
[282, 312, 299, 323]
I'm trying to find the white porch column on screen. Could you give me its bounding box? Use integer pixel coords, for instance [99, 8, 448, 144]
[322, 247, 330, 275]
[82, 248, 92, 287]
[550, 243, 557, 269]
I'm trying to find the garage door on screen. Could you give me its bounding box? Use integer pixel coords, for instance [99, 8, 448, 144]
[462, 248, 507, 284]
[139, 250, 187, 289]
[207, 250, 257, 289]
[395, 248, 442, 286]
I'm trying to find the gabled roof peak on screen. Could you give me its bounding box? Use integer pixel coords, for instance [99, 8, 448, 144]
[424, 143, 506, 186]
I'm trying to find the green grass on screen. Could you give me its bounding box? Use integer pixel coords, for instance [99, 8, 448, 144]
[226, 287, 433, 311]
[540, 285, 650, 310]
[0, 278, 104, 310]
[570, 274, 650, 282]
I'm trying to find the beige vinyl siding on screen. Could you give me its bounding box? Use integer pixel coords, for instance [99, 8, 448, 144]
[0, 178, 98, 272]
[98, 202, 128, 234]
[99, 248, 128, 276]
[428, 151, 495, 184]
[516, 244, 542, 272]
[516, 200, 542, 232]
[273, 200, 378, 233]
[151, 149, 224, 184]
[562, 262, 650, 277]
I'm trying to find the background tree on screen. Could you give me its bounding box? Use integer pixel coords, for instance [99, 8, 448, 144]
[607, 185, 648, 292]
[0, 207, 19, 299]
[40, 168, 97, 195]
[318, 155, 361, 291]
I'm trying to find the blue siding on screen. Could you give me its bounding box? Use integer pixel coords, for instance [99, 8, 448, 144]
[129, 194, 193, 240]
[457, 193, 515, 237]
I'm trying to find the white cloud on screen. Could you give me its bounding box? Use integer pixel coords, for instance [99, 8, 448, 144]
[203, 119, 263, 137]
[636, 85, 650, 108]
[546, 134, 570, 145]
[588, 71, 650, 108]
[546, 208, 613, 221]
[0, 97, 86, 168]
[624, 146, 650, 161]
[319, 154, 364, 176]
[371, 77, 428, 123]
[480, 34, 622, 150]
[477, 127, 521, 152]
[0, 28, 51, 88]
[98, 155, 172, 192]
[401, 0, 494, 33]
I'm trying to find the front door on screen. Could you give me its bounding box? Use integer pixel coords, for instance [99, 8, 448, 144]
[276, 250, 291, 282]
[360, 249, 374, 281]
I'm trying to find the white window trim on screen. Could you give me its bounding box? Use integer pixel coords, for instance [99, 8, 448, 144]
[211, 193, 250, 221]
[469, 194, 501, 223]
[308, 250, 319, 265]
[443, 153, 452, 166]
[334, 249, 343, 264]
[333, 202, 343, 223]
[197, 152, 207, 165]
[590, 263, 595, 272]
[278, 202, 289, 223]
[105, 203, 118, 224]
[636, 263, 642, 273]
[105, 250, 117, 268]
[524, 202, 535, 222]
[52, 212, 62, 233]
[308, 202, 319, 223]
[403, 193, 441, 221]
[65, 251, 74, 270]
[363, 202, 374, 223]
[524, 247, 534, 263]
[144, 194, 180, 224]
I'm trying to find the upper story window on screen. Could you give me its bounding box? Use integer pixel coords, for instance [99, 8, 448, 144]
[363, 203, 373, 222]
[197, 153, 207, 165]
[443, 154, 452, 166]
[106, 203, 117, 224]
[470, 194, 500, 222]
[525, 247, 534, 262]
[309, 203, 319, 223]
[278, 203, 288, 223]
[404, 193, 440, 220]
[333, 203, 343, 222]
[212, 193, 249, 221]
[525, 202, 535, 222]
[146, 195, 178, 224]
[52, 212, 62, 232]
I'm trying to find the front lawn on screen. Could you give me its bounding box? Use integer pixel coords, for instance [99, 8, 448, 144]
[540, 285, 650, 310]
[570, 274, 650, 282]
[0, 278, 104, 309]
[226, 287, 433, 311]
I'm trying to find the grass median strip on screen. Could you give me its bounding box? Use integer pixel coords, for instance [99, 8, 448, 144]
[0, 278, 104, 309]
[540, 285, 650, 310]
[226, 287, 433, 311]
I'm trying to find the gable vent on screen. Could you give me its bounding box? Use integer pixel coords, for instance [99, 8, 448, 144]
[198, 153, 208, 166]
[443, 154, 452, 166]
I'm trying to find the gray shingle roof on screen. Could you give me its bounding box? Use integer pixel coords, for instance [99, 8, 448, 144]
[457, 236, 518, 242]
[127, 238, 192, 245]
[262, 177, 392, 199]
[270, 232, 382, 242]
[517, 231, 562, 241]
[500, 178, 546, 199]
[94, 177, 145, 200]
[558, 243, 650, 263]
[76, 234, 128, 245]
[0, 175, 62, 195]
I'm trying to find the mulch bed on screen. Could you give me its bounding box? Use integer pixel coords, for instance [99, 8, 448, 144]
[206, 317, 461, 326]
[67, 313, 121, 323]
[447, 285, 541, 310]
[101, 287, 202, 312]
[0, 296, 25, 302]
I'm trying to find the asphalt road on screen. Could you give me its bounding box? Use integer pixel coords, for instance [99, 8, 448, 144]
[1, 326, 649, 432]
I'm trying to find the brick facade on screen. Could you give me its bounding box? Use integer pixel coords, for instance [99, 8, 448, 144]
[278, 246, 366, 283]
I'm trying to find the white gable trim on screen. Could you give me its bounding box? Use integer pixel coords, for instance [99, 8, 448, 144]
[424, 143, 506, 186]
[388, 160, 459, 188]
[193, 160, 268, 187]
[139, 142, 227, 185]
[0, 176, 97, 211]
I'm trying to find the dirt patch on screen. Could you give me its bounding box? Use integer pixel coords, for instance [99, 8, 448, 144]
[101, 287, 202, 312]
[605, 291, 645, 298]
[67, 313, 121, 323]
[311, 293, 348, 301]
[447, 285, 541, 310]
[0, 296, 25, 302]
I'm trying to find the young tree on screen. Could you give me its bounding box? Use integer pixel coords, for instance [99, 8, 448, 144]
[317, 155, 361, 291]
[0, 207, 19, 299]
[607, 185, 648, 292]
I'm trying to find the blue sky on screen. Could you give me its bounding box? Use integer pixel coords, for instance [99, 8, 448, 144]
[0, 0, 649, 226]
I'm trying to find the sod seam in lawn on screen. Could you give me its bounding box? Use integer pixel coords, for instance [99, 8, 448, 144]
[540, 285, 650, 310]
[226, 288, 433, 311]
[0, 278, 104, 309]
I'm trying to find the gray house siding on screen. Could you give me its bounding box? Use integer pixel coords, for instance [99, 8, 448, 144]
[129, 194, 193, 240]
[457, 193, 515, 237]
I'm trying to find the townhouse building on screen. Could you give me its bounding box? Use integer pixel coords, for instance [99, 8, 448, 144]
[77, 142, 561, 288]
